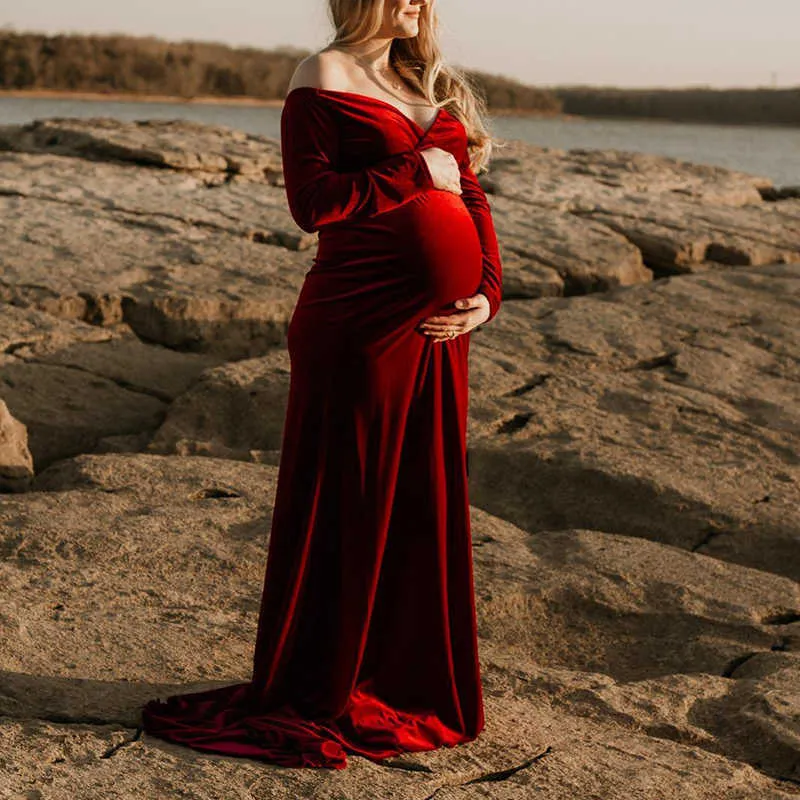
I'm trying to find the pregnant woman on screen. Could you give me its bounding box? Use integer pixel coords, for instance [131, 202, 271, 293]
[141, 0, 503, 769]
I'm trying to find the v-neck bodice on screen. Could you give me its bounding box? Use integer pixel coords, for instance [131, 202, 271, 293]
[285, 85, 448, 138]
[282, 84, 468, 184]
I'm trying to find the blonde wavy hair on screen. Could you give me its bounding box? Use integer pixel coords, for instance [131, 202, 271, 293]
[327, 0, 495, 173]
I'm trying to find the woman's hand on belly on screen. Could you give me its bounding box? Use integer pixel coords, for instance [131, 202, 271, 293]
[416, 293, 491, 342]
[420, 147, 462, 195]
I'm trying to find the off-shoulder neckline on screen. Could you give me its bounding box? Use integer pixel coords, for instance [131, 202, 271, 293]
[285, 85, 448, 137]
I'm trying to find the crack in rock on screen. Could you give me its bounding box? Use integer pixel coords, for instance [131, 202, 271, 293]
[380, 759, 435, 774]
[762, 611, 800, 625]
[100, 726, 143, 759]
[421, 746, 553, 799]
[690, 524, 729, 552]
[503, 374, 551, 397]
[721, 651, 761, 678]
[497, 412, 535, 435]
[627, 351, 680, 371]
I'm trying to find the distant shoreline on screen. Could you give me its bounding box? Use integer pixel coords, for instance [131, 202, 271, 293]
[0, 87, 577, 121]
[0, 88, 290, 107]
[3, 88, 795, 129]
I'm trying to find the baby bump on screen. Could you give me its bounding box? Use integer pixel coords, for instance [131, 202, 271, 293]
[302, 189, 485, 341]
[393, 190, 484, 308]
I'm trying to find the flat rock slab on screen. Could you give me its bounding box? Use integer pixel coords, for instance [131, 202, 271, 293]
[0, 151, 307, 249]
[578, 195, 800, 273]
[0, 190, 306, 357]
[0, 397, 34, 491]
[468, 262, 800, 580]
[486, 139, 772, 209]
[3, 304, 222, 401]
[0, 117, 283, 177]
[0, 305, 225, 469]
[0, 452, 795, 792]
[492, 195, 652, 295]
[473, 506, 800, 783]
[146, 350, 291, 461]
[470, 507, 799, 682]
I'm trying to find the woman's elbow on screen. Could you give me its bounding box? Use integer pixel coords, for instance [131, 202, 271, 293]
[296, 217, 320, 234]
[287, 201, 321, 234]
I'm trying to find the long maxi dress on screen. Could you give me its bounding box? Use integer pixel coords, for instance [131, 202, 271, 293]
[140, 85, 503, 769]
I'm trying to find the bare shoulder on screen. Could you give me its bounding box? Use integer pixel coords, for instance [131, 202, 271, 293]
[287, 49, 353, 93]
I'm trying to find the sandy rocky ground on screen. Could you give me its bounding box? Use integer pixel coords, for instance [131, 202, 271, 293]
[0, 116, 798, 799]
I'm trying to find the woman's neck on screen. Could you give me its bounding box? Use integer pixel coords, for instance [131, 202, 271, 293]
[328, 41, 394, 75]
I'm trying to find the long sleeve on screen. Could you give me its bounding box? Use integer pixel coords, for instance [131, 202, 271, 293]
[280, 91, 436, 233]
[458, 152, 503, 323]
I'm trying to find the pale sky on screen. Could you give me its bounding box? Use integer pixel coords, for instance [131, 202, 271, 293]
[1, 0, 798, 88]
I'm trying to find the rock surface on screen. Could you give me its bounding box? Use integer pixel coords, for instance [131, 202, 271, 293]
[1, 118, 798, 354]
[1, 116, 798, 797]
[0, 116, 283, 176]
[0, 397, 33, 491]
[467, 261, 800, 581]
[0, 304, 225, 469]
[145, 351, 291, 463]
[0, 453, 795, 797]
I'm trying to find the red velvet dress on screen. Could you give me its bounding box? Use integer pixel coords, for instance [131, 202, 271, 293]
[140, 86, 503, 769]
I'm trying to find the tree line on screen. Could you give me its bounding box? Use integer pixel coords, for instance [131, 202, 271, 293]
[0, 31, 560, 112]
[556, 86, 800, 126]
[1, 31, 796, 126]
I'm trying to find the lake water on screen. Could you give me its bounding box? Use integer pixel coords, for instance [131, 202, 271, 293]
[1, 95, 797, 188]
